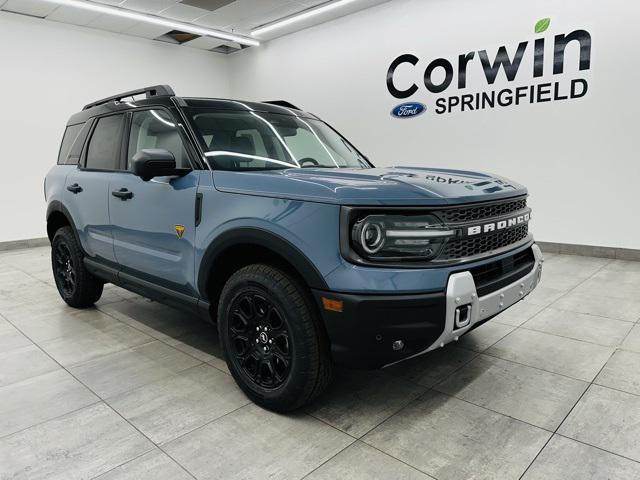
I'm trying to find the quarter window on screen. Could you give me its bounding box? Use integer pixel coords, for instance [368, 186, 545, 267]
[127, 110, 190, 169]
[85, 114, 124, 170]
[57, 124, 82, 165]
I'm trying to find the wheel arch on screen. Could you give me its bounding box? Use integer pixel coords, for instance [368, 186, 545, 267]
[198, 227, 328, 318]
[46, 201, 80, 246]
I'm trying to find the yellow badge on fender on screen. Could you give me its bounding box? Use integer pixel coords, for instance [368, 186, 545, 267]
[175, 225, 186, 238]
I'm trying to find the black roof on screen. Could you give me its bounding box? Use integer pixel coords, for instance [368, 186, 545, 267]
[67, 85, 314, 126]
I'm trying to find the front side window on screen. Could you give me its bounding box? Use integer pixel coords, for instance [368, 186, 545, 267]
[187, 110, 369, 171]
[127, 110, 190, 169]
[85, 114, 124, 170]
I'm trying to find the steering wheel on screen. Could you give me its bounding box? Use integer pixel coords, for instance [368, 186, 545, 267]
[298, 157, 319, 167]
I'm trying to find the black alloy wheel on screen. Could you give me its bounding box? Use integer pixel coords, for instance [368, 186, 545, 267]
[53, 240, 76, 296]
[228, 292, 292, 389]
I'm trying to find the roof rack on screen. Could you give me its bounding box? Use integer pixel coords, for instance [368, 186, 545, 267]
[263, 100, 302, 110]
[83, 85, 175, 111]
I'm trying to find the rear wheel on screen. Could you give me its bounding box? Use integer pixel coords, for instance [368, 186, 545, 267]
[218, 264, 332, 412]
[51, 226, 103, 308]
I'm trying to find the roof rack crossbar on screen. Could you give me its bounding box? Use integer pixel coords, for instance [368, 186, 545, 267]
[263, 100, 302, 110]
[83, 85, 175, 111]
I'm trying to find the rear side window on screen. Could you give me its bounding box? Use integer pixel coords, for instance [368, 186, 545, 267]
[85, 114, 124, 170]
[57, 124, 82, 165]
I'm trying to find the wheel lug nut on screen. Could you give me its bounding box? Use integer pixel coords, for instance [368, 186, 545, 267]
[256, 327, 259, 331]
[255, 338, 259, 343]
[268, 339, 273, 344]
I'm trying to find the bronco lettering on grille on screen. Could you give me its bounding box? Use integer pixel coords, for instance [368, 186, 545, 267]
[466, 212, 530, 236]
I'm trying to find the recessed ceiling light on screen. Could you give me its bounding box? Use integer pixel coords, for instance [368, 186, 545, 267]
[38, 0, 259, 47]
[251, 0, 360, 37]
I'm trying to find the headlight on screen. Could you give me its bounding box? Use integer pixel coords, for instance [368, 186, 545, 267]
[350, 214, 455, 262]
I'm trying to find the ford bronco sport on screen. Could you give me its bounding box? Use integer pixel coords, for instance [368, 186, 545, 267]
[45, 85, 542, 411]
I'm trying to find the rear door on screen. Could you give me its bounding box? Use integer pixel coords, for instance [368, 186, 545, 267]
[108, 107, 200, 295]
[64, 114, 125, 264]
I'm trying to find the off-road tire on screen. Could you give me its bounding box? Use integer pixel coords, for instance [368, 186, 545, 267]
[218, 264, 333, 412]
[51, 226, 103, 308]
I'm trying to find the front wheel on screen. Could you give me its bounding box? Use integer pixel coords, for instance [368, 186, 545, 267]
[51, 226, 103, 308]
[218, 264, 332, 412]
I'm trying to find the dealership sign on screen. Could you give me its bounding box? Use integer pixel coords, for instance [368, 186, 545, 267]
[387, 19, 591, 116]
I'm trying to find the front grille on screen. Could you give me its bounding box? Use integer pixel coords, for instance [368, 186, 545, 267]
[467, 247, 535, 297]
[440, 224, 529, 260]
[435, 197, 527, 224]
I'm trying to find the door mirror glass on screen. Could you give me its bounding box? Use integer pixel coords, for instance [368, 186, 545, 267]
[131, 148, 186, 181]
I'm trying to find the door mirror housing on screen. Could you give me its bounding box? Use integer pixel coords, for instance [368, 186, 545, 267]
[131, 149, 189, 181]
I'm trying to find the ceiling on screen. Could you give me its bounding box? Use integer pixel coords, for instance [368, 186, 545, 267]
[0, 0, 389, 53]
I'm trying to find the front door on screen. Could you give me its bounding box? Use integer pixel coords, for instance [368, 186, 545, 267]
[109, 108, 200, 295]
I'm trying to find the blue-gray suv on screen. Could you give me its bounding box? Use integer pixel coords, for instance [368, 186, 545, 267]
[45, 85, 542, 411]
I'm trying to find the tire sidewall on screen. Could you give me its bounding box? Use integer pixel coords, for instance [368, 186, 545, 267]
[219, 268, 318, 410]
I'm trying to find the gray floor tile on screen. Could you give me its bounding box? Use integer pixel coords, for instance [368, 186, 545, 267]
[69, 341, 202, 399]
[595, 350, 640, 396]
[523, 435, 640, 480]
[109, 363, 249, 444]
[0, 318, 32, 351]
[603, 259, 640, 274]
[0, 369, 98, 437]
[94, 449, 193, 480]
[486, 329, 614, 382]
[98, 298, 204, 343]
[622, 325, 640, 352]
[39, 317, 153, 367]
[551, 291, 640, 323]
[363, 390, 550, 480]
[164, 404, 354, 480]
[8, 308, 117, 343]
[559, 384, 640, 462]
[573, 270, 640, 300]
[385, 345, 477, 387]
[0, 344, 59, 387]
[164, 328, 228, 372]
[306, 369, 424, 438]
[493, 300, 545, 326]
[306, 441, 434, 480]
[523, 285, 567, 306]
[457, 321, 515, 352]
[523, 308, 633, 347]
[435, 354, 588, 430]
[0, 403, 153, 480]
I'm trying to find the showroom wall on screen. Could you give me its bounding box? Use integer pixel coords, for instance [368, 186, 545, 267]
[228, 0, 640, 249]
[0, 12, 230, 243]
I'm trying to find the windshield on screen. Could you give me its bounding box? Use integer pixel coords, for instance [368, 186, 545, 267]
[187, 109, 370, 171]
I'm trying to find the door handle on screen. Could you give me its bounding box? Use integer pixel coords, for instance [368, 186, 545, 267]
[112, 188, 134, 200]
[66, 183, 82, 194]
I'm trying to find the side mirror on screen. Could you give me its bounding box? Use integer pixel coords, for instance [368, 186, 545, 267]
[131, 149, 187, 181]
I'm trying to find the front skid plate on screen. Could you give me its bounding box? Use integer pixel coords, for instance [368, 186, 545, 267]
[384, 243, 543, 367]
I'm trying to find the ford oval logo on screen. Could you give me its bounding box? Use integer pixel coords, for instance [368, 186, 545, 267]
[391, 102, 426, 119]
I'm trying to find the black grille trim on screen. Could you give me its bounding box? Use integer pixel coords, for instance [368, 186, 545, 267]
[466, 247, 535, 297]
[435, 197, 527, 224]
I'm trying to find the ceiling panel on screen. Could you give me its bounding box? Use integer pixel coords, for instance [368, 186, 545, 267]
[85, 13, 139, 32]
[158, 3, 211, 22]
[183, 35, 225, 50]
[46, 5, 101, 25]
[120, 0, 178, 14]
[121, 21, 173, 39]
[195, 0, 295, 28]
[1, 0, 58, 17]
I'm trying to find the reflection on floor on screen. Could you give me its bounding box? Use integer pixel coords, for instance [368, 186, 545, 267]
[1, 246, 640, 479]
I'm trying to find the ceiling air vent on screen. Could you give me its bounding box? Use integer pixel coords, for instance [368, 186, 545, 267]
[179, 0, 236, 11]
[210, 44, 246, 54]
[155, 30, 201, 44]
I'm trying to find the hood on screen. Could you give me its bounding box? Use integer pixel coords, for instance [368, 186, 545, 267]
[211, 166, 527, 206]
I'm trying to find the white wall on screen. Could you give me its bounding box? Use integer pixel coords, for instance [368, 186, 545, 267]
[0, 12, 230, 242]
[228, 0, 640, 249]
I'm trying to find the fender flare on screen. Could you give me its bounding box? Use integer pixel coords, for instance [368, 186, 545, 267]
[197, 227, 328, 299]
[46, 201, 82, 248]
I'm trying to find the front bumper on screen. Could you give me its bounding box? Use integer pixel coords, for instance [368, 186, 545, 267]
[314, 244, 543, 369]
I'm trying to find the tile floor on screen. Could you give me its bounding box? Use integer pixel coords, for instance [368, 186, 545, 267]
[1, 246, 640, 479]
